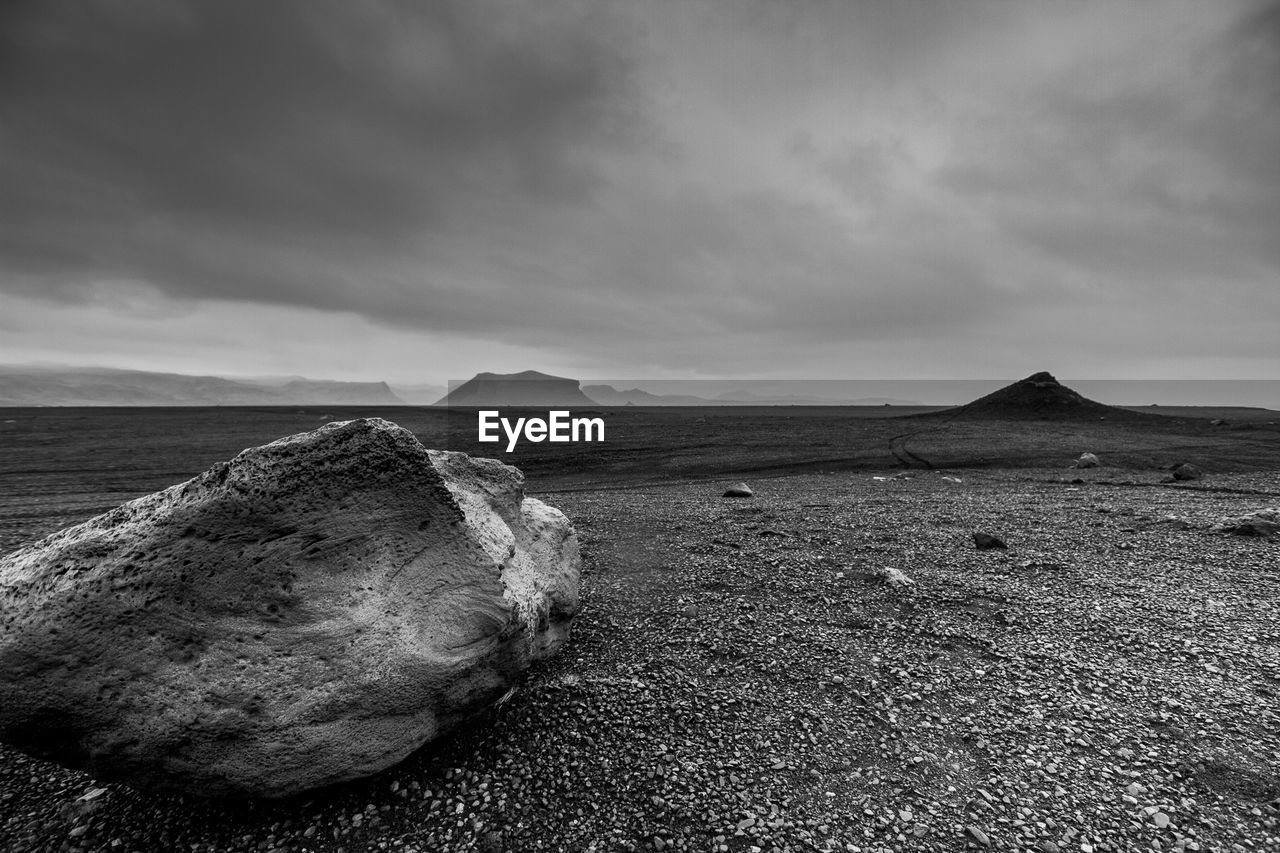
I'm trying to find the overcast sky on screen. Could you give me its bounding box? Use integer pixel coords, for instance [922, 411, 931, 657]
[2, 0, 1278, 383]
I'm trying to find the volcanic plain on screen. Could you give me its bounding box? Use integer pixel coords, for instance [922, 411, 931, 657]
[0, 396, 1278, 853]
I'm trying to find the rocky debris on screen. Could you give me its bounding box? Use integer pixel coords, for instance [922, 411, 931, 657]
[965, 824, 992, 846]
[3, 467, 1280, 852]
[722, 483, 754, 498]
[1171, 462, 1204, 481]
[1144, 514, 1193, 531]
[1075, 452, 1100, 468]
[973, 531, 1008, 550]
[941, 474, 964, 483]
[1212, 508, 1280, 537]
[1210, 419, 1227, 426]
[0, 418, 580, 798]
[873, 566, 916, 589]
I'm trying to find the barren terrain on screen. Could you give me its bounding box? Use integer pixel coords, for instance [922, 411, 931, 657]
[0, 407, 1278, 852]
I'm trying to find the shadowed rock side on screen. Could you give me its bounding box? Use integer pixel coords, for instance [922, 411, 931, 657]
[0, 418, 579, 798]
[939, 371, 1140, 420]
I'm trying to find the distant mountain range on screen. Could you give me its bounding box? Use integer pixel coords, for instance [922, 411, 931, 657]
[582, 384, 917, 406]
[3, 365, 923, 408]
[0, 366, 412, 406]
[5, 366, 1275, 409]
[0, 364, 928, 407]
[438, 371, 922, 406]
[581, 385, 712, 406]
[441, 373, 1280, 409]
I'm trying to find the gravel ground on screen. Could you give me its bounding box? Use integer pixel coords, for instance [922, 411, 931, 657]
[2, 467, 1279, 852]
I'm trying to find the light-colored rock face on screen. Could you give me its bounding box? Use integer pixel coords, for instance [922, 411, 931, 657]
[1214, 508, 1280, 536]
[0, 418, 580, 798]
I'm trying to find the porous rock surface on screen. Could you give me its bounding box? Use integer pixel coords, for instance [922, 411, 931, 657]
[0, 418, 579, 798]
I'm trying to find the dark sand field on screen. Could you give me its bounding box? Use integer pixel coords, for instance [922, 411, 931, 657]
[1, 407, 1279, 852]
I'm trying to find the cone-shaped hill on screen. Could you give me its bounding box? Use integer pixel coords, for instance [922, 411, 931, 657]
[938, 372, 1138, 420]
[435, 370, 596, 407]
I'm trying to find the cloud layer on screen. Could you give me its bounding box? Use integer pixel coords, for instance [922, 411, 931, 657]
[3, 0, 1278, 380]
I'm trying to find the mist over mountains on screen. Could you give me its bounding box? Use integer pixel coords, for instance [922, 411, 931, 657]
[436, 372, 922, 407]
[0, 366, 414, 406]
[441, 372, 1280, 409]
[3, 366, 1277, 409]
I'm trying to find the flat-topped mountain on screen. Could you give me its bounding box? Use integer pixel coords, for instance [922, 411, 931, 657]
[436, 371, 595, 407]
[943, 371, 1133, 420]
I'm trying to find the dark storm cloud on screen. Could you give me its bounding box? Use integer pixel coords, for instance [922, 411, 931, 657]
[3, 0, 1279, 379]
[0, 0, 635, 304]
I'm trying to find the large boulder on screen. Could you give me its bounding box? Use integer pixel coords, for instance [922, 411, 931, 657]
[0, 418, 580, 798]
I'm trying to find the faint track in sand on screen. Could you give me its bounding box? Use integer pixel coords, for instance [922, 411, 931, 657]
[887, 404, 980, 470]
[888, 431, 934, 469]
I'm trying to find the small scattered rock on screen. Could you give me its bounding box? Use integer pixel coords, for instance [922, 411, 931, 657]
[723, 483, 754, 498]
[1171, 462, 1203, 481]
[973, 531, 1008, 550]
[964, 824, 991, 846]
[1075, 452, 1100, 468]
[874, 566, 915, 589]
